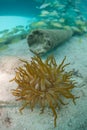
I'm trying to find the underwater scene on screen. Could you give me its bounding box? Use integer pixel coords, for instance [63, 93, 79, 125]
[0, 0, 87, 130]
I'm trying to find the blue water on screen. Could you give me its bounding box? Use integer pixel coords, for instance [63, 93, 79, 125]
[0, 0, 87, 18]
[0, 0, 40, 17]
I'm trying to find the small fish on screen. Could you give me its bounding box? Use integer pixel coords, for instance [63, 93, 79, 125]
[59, 18, 65, 23]
[50, 22, 62, 28]
[76, 20, 85, 25]
[49, 10, 58, 16]
[37, 3, 50, 9]
[40, 10, 58, 17]
[30, 21, 47, 28]
[40, 10, 49, 17]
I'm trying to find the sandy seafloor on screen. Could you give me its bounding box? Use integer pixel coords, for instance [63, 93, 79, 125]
[0, 33, 87, 130]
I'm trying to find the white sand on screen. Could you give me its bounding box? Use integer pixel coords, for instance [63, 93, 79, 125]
[0, 35, 87, 130]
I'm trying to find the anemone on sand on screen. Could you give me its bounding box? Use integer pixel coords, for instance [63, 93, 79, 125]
[10, 55, 78, 127]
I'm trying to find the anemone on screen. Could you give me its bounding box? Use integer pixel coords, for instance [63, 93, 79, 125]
[11, 55, 77, 127]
